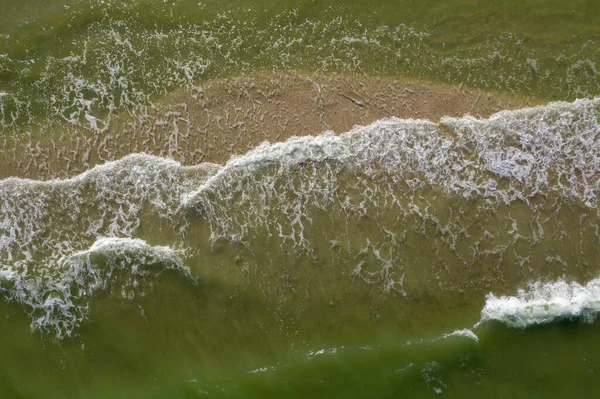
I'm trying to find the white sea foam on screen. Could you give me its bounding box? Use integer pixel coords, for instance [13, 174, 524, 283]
[440, 329, 479, 343]
[0, 154, 214, 337]
[0, 237, 190, 338]
[480, 278, 600, 328]
[1, 153, 219, 257]
[307, 347, 338, 359]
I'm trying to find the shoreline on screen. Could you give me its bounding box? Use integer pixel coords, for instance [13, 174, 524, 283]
[1, 72, 543, 180]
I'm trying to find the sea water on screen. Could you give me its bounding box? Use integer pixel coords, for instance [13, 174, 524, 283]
[1, 0, 600, 398]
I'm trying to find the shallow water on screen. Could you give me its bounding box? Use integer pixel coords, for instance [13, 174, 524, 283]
[2, 1, 600, 398]
[2, 99, 600, 397]
[1, 0, 599, 132]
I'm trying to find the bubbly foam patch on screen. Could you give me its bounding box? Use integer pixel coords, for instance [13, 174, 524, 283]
[0, 154, 215, 337]
[480, 278, 600, 328]
[0, 237, 191, 338]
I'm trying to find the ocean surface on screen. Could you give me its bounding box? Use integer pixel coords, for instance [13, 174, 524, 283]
[1, 0, 600, 398]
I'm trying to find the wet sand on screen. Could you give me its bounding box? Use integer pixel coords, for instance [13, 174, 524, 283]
[0, 72, 540, 179]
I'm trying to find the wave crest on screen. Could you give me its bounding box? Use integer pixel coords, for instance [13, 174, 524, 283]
[481, 278, 600, 328]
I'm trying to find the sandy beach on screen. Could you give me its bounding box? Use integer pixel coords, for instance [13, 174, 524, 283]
[0, 72, 539, 179]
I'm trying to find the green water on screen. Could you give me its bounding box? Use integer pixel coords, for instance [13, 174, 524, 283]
[1, 1, 600, 398]
[0, 0, 599, 131]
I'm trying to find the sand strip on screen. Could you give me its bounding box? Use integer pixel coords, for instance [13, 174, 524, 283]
[0, 72, 541, 179]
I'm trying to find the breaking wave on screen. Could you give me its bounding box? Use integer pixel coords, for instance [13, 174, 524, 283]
[0, 237, 191, 338]
[480, 277, 600, 328]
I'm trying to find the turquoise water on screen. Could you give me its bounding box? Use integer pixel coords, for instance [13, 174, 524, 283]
[1, 1, 600, 398]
